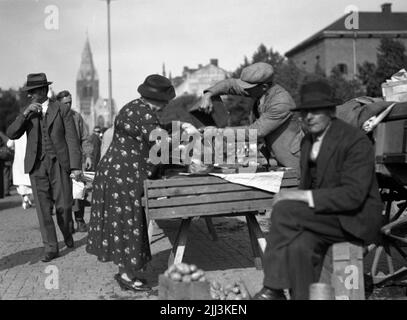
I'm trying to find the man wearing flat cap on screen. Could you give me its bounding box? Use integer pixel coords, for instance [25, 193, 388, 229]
[253, 80, 383, 300]
[200, 62, 303, 174]
[7, 73, 82, 262]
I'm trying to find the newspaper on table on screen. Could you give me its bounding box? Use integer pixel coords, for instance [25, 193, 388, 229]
[209, 171, 285, 194]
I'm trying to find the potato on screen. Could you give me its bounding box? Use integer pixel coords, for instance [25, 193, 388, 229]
[191, 270, 204, 281]
[182, 275, 192, 283]
[198, 276, 206, 282]
[164, 270, 170, 277]
[189, 264, 198, 273]
[210, 281, 222, 290]
[167, 264, 177, 274]
[170, 272, 182, 281]
[175, 263, 191, 275]
[226, 293, 237, 300]
[224, 284, 234, 293]
[232, 286, 241, 294]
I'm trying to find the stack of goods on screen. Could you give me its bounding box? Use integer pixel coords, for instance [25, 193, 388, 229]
[159, 263, 211, 300]
[164, 263, 206, 283]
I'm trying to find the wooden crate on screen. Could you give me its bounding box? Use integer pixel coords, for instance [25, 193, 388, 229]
[158, 274, 212, 300]
[319, 242, 365, 300]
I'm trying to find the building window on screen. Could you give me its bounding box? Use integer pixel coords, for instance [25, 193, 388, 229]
[337, 63, 348, 75]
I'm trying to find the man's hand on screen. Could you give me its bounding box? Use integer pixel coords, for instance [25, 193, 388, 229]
[85, 157, 93, 170]
[70, 170, 83, 181]
[23, 103, 42, 117]
[199, 92, 214, 114]
[272, 189, 310, 207]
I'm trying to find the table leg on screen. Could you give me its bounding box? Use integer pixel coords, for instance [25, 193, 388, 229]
[204, 217, 218, 241]
[246, 215, 263, 270]
[246, 214, 267, 253]
[168, 218, 192, 267]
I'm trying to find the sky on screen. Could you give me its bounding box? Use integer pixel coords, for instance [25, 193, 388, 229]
[0, 0, 406, 109]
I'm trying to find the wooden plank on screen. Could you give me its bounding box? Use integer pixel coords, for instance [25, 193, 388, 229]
[146, 176, 228, 188]
[246, 214, 267, 253]
[246, 215, 263, 270]
[149, 199, 275, 219]
[145, 171, 298, 188]
[146, 178, 298, 198]
[168, 218, 191, 266]
[148, 190, 274, 208]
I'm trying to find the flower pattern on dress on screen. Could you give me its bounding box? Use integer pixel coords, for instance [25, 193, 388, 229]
[86, 98, 158, 271]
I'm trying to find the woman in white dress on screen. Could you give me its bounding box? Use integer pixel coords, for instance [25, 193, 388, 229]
[8, 133, 33, 209]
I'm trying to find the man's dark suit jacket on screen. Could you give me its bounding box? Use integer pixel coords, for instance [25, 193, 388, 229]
[7, 100, 81, 174]
[299, 118, 383, 244]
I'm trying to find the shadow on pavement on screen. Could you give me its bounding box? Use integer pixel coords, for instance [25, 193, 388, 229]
[153, 217, 257, 272]
[0, 198, 23, 211]
[0, 235, 88, 271]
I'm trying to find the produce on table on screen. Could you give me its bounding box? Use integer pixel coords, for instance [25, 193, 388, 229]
[209, 280, 251, 300]
[163, 263, 206, 282]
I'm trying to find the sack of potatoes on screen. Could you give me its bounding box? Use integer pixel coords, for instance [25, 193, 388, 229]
[209, 280, 251, 300]
[164, 263, 206, 283]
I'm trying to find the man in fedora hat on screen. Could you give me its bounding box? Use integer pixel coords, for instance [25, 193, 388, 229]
[7, 73, 82, 262]
[200, 62, 303, 174]
[253, 80, 383, 300]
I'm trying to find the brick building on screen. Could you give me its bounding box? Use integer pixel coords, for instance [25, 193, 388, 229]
[285, 3, 407, 80]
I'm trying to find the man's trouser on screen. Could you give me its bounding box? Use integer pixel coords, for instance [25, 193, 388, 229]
[262, 200, 359, 300]
[30, 155, 73, 254]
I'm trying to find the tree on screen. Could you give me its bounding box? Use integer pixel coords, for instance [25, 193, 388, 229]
[0, 88, 23, 132]
[329, 66, 364, 103]
[358, 38, 407, 97]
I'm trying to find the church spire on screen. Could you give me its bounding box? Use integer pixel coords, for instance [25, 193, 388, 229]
[77, 36, 99, 81]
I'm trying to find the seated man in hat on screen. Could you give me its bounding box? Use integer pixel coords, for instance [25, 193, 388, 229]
[7, 73, 82, 262]
[253, 80, 383, 300]
[200, 62, 303, 175]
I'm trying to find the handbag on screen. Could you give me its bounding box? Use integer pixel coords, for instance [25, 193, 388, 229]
[0, 146, 14, 161]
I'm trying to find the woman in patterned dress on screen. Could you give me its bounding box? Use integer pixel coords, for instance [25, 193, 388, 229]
[86, 75, 187, 292]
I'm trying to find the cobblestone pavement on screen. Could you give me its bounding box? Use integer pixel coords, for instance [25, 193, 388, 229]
[0, 190, 406, 300]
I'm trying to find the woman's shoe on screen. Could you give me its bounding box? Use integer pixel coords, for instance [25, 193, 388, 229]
[114, 274, 152, 292]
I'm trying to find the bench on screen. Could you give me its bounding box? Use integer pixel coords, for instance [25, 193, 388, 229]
[142, 171, 298, 269]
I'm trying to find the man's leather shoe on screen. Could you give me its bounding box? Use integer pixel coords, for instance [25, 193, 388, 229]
[65, 235, 74, 248]
[252, 287, 287, 300]
[76, 221, 88, 233]
[41, 252, 59, 263]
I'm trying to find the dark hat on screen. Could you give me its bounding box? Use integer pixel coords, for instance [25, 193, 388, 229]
[21, 73, 52, 91]
[137, 74, 176, 102]
[294, 80, 341, 111]
[236, 62, 274, 89]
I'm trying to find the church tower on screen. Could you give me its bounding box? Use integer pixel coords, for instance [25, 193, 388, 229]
[76, 37, 99, 130]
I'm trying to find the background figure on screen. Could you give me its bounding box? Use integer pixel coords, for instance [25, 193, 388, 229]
[56, 90, 92, 232]
[0, 131, 13, 196]
[8, 134, 33, 209]
[0, 131, 6, 198]
[84, 126, 102, 171]
[100, 126, 114, 160]
[7, 73, 82, 263]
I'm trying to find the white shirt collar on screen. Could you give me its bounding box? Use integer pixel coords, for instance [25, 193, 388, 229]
[42, 99, 49, 115]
